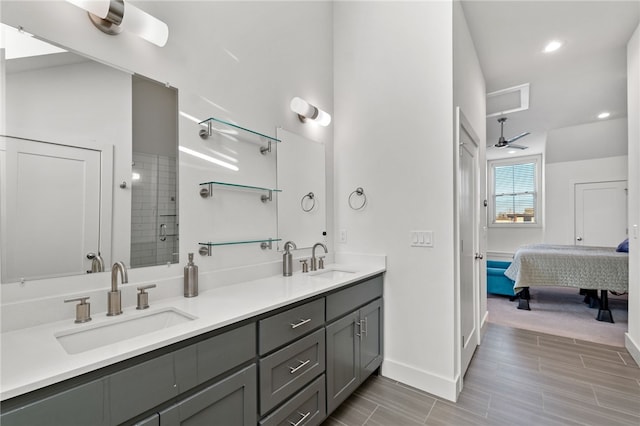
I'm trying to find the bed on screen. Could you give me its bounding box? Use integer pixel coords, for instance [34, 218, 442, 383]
[504, 244, 628, 322]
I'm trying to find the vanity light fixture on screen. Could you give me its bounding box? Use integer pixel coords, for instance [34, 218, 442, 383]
[290, 97, 331, 126]
[66, 0, 169, 47]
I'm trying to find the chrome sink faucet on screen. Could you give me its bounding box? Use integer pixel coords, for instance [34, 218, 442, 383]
[310, 242, 328, 271]
[107, 261, 128, 316]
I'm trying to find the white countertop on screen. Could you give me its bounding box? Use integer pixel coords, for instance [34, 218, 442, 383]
[0, 263, 384, 400]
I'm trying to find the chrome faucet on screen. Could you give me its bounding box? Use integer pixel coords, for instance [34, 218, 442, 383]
[310, 242, 328, 271]
[107, 261, 128, 316]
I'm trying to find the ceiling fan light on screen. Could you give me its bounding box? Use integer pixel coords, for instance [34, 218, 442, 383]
[543, 40, 563, 53]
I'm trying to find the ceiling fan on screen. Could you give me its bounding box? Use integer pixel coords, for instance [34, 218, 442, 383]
[494, 117, 530, 149]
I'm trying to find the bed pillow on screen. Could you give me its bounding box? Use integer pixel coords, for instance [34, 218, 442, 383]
[616, 238, 629, 253]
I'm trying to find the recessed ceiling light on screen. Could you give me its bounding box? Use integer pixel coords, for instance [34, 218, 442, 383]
[508, 150, 518, 154]
[597, 112, 611, 119]
[543, 40, 563, 53]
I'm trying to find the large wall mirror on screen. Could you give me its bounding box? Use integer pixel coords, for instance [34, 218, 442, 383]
[276, 128, 326, 249]
[0, 24, 179, 284]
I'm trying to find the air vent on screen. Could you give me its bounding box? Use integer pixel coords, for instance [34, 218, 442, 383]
[486, 83, 530, 118]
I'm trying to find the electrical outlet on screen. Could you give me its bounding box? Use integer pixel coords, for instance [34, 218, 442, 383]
[339, 229, 347, 243]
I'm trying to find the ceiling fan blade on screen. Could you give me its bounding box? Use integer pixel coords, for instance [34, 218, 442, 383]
[506, 132, 530, 143]
[507, 143, 528, 150]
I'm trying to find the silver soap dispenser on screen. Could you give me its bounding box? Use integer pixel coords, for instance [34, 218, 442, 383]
[282, 241, 297, 276]
[184, 253, 198, 297]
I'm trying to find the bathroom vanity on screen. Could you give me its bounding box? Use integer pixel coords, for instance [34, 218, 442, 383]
[0, 266, 384, 426]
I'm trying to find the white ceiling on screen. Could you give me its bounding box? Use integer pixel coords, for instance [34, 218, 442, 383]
[461, 1, 640, 160]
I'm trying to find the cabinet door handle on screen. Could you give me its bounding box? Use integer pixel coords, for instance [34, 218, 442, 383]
[290, 318, 311, 329]
[288, 411, 311, 426]
[362, 317, 368, 337]
[288, 359, 311, 374]
[356, 321, 362, 339]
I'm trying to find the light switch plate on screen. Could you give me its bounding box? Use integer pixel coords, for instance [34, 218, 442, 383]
[411, 231, 433, 247]
[339, 229, 347, 243]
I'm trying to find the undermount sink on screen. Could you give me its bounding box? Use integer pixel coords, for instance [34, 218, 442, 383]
[55, 308, 197, 355]
[309, 268, 357, 280]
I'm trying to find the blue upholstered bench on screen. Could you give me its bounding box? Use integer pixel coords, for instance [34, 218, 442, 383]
[487, 260, 516, 297]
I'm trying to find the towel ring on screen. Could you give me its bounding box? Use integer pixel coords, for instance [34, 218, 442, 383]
[348, 187, 367, 210]
[301, 192, 316, 212]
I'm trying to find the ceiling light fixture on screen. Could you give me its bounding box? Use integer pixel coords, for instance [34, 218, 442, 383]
[543, 40, 563, 53]
[66, 0, 168, 47]
[290, 97, 331, 126]
[597, 112, 611, 119]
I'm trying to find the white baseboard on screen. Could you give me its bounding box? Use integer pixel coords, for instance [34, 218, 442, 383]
[381, 358, 458, 402]
[625, 333, 640, 367]
[481, 310, 489, 335]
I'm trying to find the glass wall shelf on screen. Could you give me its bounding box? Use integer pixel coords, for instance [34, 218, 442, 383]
[198, 117, 280, 154]
[198, 238, 281, 256]
[199, 181, 281, 202]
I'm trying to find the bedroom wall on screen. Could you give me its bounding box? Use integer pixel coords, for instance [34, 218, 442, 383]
[545, 155, 628, 246]
[626, 21, 640, 364]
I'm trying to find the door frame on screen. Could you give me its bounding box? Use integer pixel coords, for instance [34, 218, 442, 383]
[453, 107, 482, 397]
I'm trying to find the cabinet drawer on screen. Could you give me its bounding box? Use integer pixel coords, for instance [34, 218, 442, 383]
[197, 322, 256, 383]
[259, 328, 325, 415]
[259, 375, 326, 426]
[326, 274, 383, 322]
[259, 298, 324, 355]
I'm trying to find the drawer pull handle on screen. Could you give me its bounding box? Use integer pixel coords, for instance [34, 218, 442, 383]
[289, 359, 311, 374]
[288, 411, 311, 426]
[290, 318, 312, 329]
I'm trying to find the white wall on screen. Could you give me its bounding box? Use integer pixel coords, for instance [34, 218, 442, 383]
[546, 118, 628, 164]
[453, 0, 487, 383]
[545, 156, 628, 245]
[1, 1, 333, 323]
[626, 21, 640, 364]
[334, 1, 458, 400]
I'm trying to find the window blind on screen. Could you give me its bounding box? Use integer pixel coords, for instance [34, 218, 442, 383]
[494, 162, 536, 223]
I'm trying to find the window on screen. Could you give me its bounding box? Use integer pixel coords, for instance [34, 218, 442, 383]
[489, 156, 541, 226]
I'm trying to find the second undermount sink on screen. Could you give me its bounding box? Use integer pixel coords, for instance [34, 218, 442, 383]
[55, 307, 197, 355]
[309, 267, 357, 280]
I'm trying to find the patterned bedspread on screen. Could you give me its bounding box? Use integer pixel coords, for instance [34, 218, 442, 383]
[504, 244, 628, 293]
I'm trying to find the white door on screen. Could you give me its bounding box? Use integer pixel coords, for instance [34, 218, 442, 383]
[575, 181, 627, 247]
[3, 138, 101, 282]
[458, 110, 480, 376]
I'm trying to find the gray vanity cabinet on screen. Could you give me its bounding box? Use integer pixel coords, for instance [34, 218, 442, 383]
[0, 378, 107, 426]
[325, 276, 383, 415]
[158, 364, 257, 426]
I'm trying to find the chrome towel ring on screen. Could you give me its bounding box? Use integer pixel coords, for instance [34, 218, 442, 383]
[348, 187, 367, 210]
[301, 192, 316, 212]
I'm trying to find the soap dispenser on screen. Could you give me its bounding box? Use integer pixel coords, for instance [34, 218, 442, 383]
[282, 241, 297, 276]
[184, 253, 198, 297]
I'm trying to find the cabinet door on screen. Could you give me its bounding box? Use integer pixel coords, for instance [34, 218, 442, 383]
[159, 364, 257, 426]
[0, 378, 106, 426]
[325, 311, 360, 415]
[109, 353, 179, 425]
[360, 299, 383, 380]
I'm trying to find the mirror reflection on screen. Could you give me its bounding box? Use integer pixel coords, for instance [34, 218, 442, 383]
[0, 24, 179, 283]
[276, 128, 326, 249]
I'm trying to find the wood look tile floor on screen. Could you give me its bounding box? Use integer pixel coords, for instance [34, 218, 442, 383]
[323, 323, 640, 426]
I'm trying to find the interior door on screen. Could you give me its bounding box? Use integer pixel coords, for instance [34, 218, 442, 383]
[457, 109, 480, 378]
[575, 181, 627, 247]
[3, 138, 101, 282]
